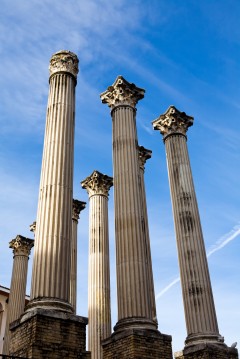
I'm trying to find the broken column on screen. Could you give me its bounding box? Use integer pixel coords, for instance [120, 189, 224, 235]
[82, 170, 113, 359]
[3, 235, 34, 355]
[153, 105, 238, 359]
[9, 51, 89, 359]
[100, 77, 172, 359]
[70, 199, 86, 313]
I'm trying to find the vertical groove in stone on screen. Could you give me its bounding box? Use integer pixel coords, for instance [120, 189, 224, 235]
[138, 146, 157, 323]
[70, 199, 86, 313]
[3, 236, 34, 355]
[82, 171, 112, 359]
[165, 135, 219, 338]
[113, 107, 152, 320]
[100, 77, 156, 331]
[31, 75, 74, 300]
[70, 218, 78, 313]
[112, 106, 150, 321]
[30, 51, 78, 310]
[153, 106, 220, 345]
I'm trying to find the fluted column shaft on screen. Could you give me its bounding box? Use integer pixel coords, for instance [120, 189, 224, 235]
[138, 146, 157, 323]
[153, 106, 221, 346]
[70, 199, 86, 313]
[113, 106, 150, 321]
[101, 76, 156, 330]
[30, 51, 79, 311]
[82, 171, 112, 359]
[165, 135, 219, 338]
[3, 236, 34, 355]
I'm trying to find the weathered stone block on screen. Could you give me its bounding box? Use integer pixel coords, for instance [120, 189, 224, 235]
[9, 308, 90, 359]
[102, 328, 172, 359]
[174, 342, 239, 359]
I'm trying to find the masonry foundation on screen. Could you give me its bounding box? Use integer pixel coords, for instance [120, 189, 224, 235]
[102, 328, 173, 359]
[9, 308, 90, 359]
[175, 343, 238, 359]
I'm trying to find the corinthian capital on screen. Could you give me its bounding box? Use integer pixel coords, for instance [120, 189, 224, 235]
[152, 106, 193, 139]
[100, 75, 145, 109]
[49, 50, 79, 80]
[81, 170, 113, 197]
[138, 146, 152, 171]
[29, 221, 36, 234]
[9, 235, 34, 257]
[72, 199, 86, 222]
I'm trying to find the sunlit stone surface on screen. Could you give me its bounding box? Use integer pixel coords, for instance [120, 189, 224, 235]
[82, 170, 113, 359]
[3, 235, 34, 355]
[138, 145, 157, 323]
[29, 50, 79, 312]
[101, 76, 156, 331]
[70, 199, 86, 313]
[153, 106, 238, 358]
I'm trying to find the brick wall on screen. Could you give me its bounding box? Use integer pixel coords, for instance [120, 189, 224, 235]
[102, 328, 173, 359]
[175, 343, 239, 359]
[9, 309, 89, 359]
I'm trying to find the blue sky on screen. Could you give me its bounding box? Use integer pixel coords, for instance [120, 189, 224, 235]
[0, 0, 240, 353]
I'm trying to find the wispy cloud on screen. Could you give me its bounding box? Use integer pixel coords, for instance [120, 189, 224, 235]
[0, 0, 145, 135]
[156, 224, 240, 300]
[104, 50, 189, 103]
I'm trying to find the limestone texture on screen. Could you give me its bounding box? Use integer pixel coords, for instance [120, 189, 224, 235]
[82, 170, 113, 359]
[3, 235, 34, 355]
[70, 199, 86, 313]
[101, 76, 156, 330]
[30, 50, 79, 312]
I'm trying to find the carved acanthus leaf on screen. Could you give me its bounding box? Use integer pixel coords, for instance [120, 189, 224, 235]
[81, 170, 113, 197]
[9, 235, 34, 256]
[29, 221, 36, 233]
[100, 76, 145, 109]
[152, 106, 193, 138]
[72, 199, 86, 221]
[138, 145, 152, 171]
[49, 50, 79, 79]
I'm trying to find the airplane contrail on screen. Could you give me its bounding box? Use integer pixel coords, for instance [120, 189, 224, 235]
[206, 224, 240, 257]
[155, 277, 180, 300]
[156, 224, 240, 300]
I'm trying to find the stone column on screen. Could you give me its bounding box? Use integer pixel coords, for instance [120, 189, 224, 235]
[138, 145, 157, 323]
[82, 170, 113, 359]
[9, 52, 90, 359]
[29, 50, 79, 312]
[70, 199, 86, 313]
[152, 106, 222, 346]
[100, 76, 156, 331]
[3, 235, 34, 355]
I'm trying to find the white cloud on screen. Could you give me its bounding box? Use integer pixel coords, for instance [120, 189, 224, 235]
[0, 0, 146, 135]
[0, 0, 239, 353]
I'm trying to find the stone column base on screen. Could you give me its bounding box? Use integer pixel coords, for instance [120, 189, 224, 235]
[102, 328, 172, 359]
[9, 308, 91, 359]
[174, 343, 238, 359]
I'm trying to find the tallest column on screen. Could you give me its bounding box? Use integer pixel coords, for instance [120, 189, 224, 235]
[30, 50, 79, 311]
[9, 52, 89, 359]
